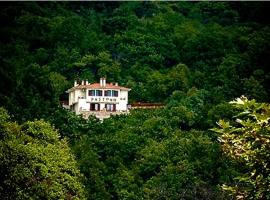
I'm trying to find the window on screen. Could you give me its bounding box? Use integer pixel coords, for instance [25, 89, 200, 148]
[106, 104, 116, 112]
[112, 90, 118, 97]
[90, 103, 100, 111]
[88, 90, 95, 96]
[105, 90, 112, 96]
[89, 90, 102, 96]
[105, 90, 118, 97]
[96, 90, 102, 96]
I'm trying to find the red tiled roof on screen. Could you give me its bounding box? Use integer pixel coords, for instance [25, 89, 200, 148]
[68, 83, 131, 92]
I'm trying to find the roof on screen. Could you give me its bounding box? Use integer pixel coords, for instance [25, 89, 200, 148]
[67, 83, 131, 93]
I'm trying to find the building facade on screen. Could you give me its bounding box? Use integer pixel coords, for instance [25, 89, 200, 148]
[66, 78, 131, 119]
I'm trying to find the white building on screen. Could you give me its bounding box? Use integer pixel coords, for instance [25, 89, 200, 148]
[66, 78, 131, 119]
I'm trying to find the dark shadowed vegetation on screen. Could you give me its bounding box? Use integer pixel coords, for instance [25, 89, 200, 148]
[0, 2, 270, 199]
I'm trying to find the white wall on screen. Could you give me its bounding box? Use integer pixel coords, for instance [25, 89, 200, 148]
[70, 88, 129, 113]
[100, 103, 105, 110]
[69, 91, 76, 106]
[78, 99, 89, 112]
[69, 92, 72, 106]
[85, 89, 127, 111]
[74, 103, 79, 114]
[75, 89, 85, 100]
[118, 90, 128, 111]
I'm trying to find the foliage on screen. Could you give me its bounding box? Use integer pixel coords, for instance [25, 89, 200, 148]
[0, 108, 86, 199]
[1, 2, 270, 115]
[1, 2, 270, 199]
[212, 97, 270, 199]
[70, 109, 233, 199]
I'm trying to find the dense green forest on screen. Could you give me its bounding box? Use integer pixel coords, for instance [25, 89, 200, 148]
[1, 2, 270, 199]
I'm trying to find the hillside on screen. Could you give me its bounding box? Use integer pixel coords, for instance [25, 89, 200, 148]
[0, 2, 270, 199]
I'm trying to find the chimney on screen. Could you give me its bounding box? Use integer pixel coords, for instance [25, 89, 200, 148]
[103, 78, 106, 87]
[115, 82, 118, 86]
[74, 80, 78, 87]
[85, 80, 88, 85]
[100, 78, 103, 86]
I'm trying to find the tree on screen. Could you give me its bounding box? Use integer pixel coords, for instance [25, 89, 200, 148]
[212, 97, 270, 199]
[0, 108, 86, 199]
[74, 51, 121, 82]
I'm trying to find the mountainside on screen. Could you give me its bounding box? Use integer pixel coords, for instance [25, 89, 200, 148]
[1, 2, 270, 120]
[0, 2, 270, 199]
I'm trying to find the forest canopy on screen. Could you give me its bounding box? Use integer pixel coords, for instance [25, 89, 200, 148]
[0, 2, 270, 199]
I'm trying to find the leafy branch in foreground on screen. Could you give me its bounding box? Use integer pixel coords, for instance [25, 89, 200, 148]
[212, 96, 270, 199]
